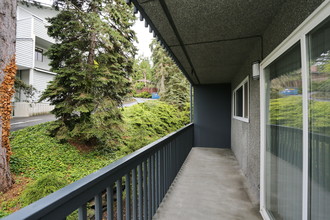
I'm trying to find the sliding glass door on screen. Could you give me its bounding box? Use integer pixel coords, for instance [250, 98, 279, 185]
[264, 43, 303, 220]
[262, 5, 330, 219]
[308, 17, 330, 220]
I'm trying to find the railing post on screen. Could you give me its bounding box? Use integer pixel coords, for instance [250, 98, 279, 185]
[143, 161, 148, 220]
[151, 154, 155, 216]
[95, 193, 103, 220]
[138, 164, 143, 220]
[107, 184, 114, 220]
[132, 168, 137, 220]
[148, 157, 152, 220]
[78, 204, 87, 220]
[125, 173, 131, 220]
[117, 179, 123, 220]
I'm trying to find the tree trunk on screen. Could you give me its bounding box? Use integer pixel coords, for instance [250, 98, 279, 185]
[0, 0, 17, 192]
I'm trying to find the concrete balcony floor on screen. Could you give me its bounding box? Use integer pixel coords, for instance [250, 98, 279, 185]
[153, 147, 262, 220]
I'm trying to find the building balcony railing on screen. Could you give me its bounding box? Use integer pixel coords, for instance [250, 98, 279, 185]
[3, 123, 194, 220]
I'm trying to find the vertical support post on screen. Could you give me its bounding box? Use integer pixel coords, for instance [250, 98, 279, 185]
[107, 185, 114, 220]
[132, 168, 137, 220]
[151, 154, 155, 216]
[117, 179, 123, 220]
[126, 173, 131, 220]
[95, 193, 103, 220]
[143, 161, 148, 220]
[78, 204, 87, 220]
[138, 164, 143, 220]
[148, 157, 152, 220]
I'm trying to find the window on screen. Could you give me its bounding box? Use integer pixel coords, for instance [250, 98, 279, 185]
[35, 48, 43, 62]
[233, 76, 249, 122]
[260, 3, 330, 220]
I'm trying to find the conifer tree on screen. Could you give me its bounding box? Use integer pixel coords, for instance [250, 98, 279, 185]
[41, 0, 136, 148]
[150, 40, 190, 109]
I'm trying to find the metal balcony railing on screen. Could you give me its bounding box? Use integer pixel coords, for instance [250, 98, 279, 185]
[4, 123, 194, 220]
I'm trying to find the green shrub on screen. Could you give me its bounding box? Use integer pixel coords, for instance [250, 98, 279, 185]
[120, 101, 189, 154]
[10, 122, 116, 181]
[134, 91, 152, 98]
[20, 173, 68, 206]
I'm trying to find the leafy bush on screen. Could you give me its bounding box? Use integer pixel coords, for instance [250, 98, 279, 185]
[120, 101, 189, 154]
[134, 91, 152, 98]
[20, 173, 68, 206]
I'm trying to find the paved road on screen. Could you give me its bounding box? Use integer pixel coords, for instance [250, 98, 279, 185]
[122, 98, 152, 107]
[10, 114, 56, 131]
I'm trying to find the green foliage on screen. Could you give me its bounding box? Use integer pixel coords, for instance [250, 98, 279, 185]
[120, 101, 190, 154]
[132, 57, 153, 82]
[40, 0, 137, 149]
[150, 40, 190, 109]
[4, 101, 189, 214]
[134, 91, 152, 98]
[14, 77, 38, 102]
[10, 122, 116, 181]
[269, 96, 330, 135]
[20, 173, 68, 207]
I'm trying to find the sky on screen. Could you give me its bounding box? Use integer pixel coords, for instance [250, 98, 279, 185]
[132, 13, 153, 58]
[36, 0, 153, 58]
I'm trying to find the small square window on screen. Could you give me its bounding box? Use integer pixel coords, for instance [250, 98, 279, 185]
[35, 48, 43, 62]
[233, 77, 249, 122]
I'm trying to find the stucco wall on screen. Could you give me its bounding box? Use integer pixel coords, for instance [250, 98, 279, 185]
[230, 0, 325, 204]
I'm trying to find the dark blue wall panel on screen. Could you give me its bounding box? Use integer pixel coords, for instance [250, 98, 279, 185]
[193, 84, 231, 148]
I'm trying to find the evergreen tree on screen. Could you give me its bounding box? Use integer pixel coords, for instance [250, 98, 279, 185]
[132, 57, 153, 90]
[41, 0, 136, 148]
[150, 40, 190, 109]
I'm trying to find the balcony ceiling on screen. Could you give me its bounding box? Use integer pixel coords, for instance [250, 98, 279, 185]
[135, 0, 285, 85]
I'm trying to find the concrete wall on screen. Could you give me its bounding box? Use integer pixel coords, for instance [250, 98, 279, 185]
[230, 0, 325, 204]
[193, 84, 231, 148]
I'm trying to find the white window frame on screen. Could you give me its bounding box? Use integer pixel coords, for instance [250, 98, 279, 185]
[260, 1, 330, 220]
[232, 76, 249, 123]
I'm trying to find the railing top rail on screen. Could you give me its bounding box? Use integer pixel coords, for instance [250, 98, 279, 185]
[4, 123, 194, 220]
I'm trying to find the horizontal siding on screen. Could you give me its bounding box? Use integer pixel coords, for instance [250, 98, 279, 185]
[17, 7, 33, 20]
[33, 70, 55, 100]
[17, 18, 32, 38]
[34, 18, 55, 43]
[16, 39, 34, 68]
[18, 4, 58, 21]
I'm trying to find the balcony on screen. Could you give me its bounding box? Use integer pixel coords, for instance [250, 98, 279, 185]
[17, 16, 55, 44]
[3, 124, 260, 220]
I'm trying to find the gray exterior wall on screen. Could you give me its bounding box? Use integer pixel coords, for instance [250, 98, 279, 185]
[230, 0, 325, 204]
[193, 84, 231, 148]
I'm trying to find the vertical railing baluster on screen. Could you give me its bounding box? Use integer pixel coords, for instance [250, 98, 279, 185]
[151, 154, 155, 216]
[126, 173, 131, 220]
[156, 150, 159, 207]
[95, 193, 103, 220]
[165, 144, 169, 190]
[160, 147, 164, 200]
[170, 142, 173, 183]
[107, 184, 114, 220]
[117, 179, 123, 220]
[148, 157, 152, 220]
[132, 168, 137, 220]
[143, 161, 148, 220]
[138, 164, 143, 220]
[78, 204, 87, 220]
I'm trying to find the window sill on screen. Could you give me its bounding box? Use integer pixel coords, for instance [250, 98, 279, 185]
[233, 116, 249, 123]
